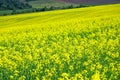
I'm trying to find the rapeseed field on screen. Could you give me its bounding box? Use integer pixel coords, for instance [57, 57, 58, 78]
[0, 4, 120, 80]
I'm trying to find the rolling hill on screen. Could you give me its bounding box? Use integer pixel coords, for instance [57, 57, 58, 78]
[20, 0, 120, 8]
[0, 4, 120, 80]
[0, 0, 120, 10]
[0, 0, 79, 15]
[59, 0, 120, 5]
[23, 0, 78, 8]
[0, 0, 120, 16]
[25, 0, 120, 8]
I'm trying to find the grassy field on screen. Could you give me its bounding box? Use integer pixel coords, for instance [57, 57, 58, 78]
[0, 4, 120, 80]
[0, 10, 13, 15]
[28, 0, 78, 8]
[59, 0, 120, 5]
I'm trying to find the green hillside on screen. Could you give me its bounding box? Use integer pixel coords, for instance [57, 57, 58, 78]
[0, 4, 120, 80]
[0, 0, 79, 16]
[27, 0, 78, 8]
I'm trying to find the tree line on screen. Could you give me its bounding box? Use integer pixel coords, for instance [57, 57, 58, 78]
[0, 0, 90, 16]
[0, 0, 32, 10]
[0, 4, 89, 16]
